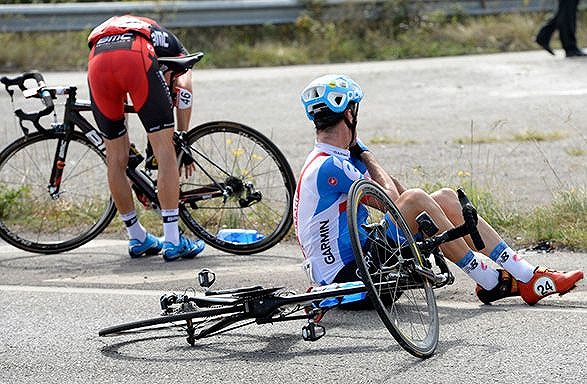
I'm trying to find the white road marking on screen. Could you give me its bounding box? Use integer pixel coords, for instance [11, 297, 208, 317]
[0, 284, 584, 312]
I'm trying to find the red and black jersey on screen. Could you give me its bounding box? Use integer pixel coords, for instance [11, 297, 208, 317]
[88, 15, 188, 58]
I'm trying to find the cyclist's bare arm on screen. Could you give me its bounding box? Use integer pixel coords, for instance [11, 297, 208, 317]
[359, 151, 406, 202]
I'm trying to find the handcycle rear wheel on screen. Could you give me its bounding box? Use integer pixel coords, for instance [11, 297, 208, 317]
[0, 131, 116, 254]
[347, 179, 439, 358]
[179, 121, 295, 254]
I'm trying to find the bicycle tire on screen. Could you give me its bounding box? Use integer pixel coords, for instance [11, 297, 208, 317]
[347, 179, 439, 358]
[98, 305, 245, 336]
[0, 131, 117, 254]
[179, 121, 295, 255]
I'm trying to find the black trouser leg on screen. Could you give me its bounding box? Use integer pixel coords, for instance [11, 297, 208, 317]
[557, 0, 579, 51]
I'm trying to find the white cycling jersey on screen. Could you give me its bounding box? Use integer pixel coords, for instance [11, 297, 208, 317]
[293, 143, 369, 285]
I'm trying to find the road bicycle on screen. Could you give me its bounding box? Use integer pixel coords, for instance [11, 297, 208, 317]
[99, 179, 486, 358]
[0, 53, 295, 255]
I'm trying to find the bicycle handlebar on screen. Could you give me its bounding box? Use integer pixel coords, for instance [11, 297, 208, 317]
[456, 188, 485, 250]
[418, 188, 485, 253]
[1, 71, 55, 134]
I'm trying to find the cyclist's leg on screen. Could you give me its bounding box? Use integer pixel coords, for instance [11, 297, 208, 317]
[431, 187, 584, 304]
[395, 188, 500, 290]
[103, 134, 133, 213]
[395, 188, 470, 263]
[88, 41, 155, 254]
[430, 188, 534, 281]
[130, 37, 177, 212]
[88, 48, 136, 216]
[132, 37, 203, 259]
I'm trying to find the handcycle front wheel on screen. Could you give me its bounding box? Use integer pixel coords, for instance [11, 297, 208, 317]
[179, 121, 295, 255]
[347, 179, 439, 358]
[0, 131, 116, 254]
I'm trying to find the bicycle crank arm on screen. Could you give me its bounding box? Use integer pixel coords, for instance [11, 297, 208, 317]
[413, 264, 448, 286]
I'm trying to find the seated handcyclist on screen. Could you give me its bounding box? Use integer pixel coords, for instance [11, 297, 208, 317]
[87, 15, 203, 261]
[293, 74, 584, 307]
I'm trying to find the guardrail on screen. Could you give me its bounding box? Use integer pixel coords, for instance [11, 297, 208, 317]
[0, 0, 559, 33]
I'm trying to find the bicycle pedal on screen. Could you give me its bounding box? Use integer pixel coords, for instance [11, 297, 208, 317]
[301, 322, 326, 341]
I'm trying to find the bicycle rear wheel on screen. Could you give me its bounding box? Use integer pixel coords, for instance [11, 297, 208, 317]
[0, 131, 116, 254]
[347, 179, 439, 358]
[179, 121, 295, 254]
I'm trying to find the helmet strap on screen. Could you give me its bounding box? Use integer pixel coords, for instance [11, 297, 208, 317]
[343, 103, 359, 148]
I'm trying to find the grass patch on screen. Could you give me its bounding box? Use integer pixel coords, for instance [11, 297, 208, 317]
[514, 189, 587, 250]
[367, 135, 418, 145]
[453, 136, 503, 145]
[2, 4, 587, 71]
[421, 183, 587, 250]
[512, 130, 567, 142]
[565, 147, 586, 156]
[454, 130, 567, 145]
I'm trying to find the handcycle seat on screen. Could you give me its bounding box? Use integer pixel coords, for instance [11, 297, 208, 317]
[158, 52, 205, 73]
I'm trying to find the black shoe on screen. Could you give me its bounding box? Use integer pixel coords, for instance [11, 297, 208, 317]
[535, 34, 554, 55]
[566, 49, 586, 57]
[475, 269, 520, 305]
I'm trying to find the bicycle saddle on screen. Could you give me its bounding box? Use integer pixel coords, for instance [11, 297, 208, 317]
[158, 52, 205, 73]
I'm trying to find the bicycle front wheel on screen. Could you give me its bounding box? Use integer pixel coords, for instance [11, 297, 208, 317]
[347, 179, 439, 358]
[179, 121, 295, 254]
[0, 131, 116, 254]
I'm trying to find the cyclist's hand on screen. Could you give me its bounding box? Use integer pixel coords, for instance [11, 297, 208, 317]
[349, 138, 369, 158]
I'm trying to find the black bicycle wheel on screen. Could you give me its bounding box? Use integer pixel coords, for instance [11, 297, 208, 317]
[179, 121, 295, 254]
[98, 305, 245, 336]
[0, 131, 116, 254]
[347, 179, 439, 358]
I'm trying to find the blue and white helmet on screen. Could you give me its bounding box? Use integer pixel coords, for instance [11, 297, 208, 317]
[301, 74, 364, 121]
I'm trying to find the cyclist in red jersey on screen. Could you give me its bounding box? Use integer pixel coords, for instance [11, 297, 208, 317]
[87, 15, 204, 261]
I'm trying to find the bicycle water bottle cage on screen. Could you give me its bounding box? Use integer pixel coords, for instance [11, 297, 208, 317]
[198, 268, 216, 289]
[302, 322, 326, 342]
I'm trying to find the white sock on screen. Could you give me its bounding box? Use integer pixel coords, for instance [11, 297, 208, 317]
[456, 250, 500, 290]
[162, 208, 180, 245]
[120, 211, 146, 242]
[489, 241, 535, 283]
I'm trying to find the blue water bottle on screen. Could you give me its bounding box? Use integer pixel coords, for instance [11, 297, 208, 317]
[216, 229, 265, 244]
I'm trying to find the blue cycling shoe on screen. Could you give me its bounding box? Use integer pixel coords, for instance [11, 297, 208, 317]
[162, 235, 205, 261]
[129, 233, 162, 258]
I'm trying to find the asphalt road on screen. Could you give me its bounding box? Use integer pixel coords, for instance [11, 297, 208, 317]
[0, 49, 586, 383]
[0, 239, 585, 384]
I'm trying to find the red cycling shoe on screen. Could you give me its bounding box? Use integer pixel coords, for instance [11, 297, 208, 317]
[518, 267, 584, 305]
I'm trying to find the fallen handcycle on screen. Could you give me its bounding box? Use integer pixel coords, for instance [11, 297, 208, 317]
[99, 179, 486, 358]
